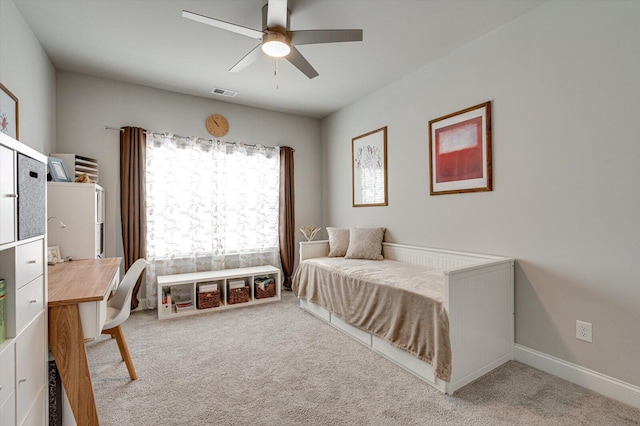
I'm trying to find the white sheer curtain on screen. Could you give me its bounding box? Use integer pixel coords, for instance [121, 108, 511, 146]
[145, 132, 280, 308]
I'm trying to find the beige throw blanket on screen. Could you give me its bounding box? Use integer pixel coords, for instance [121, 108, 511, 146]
[292, 257, 452, 382]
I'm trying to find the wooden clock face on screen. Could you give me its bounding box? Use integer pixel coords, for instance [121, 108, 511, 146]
[206, 114, 229, 137]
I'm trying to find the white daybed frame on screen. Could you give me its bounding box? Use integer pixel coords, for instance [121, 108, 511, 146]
[297, 240, 515, 395]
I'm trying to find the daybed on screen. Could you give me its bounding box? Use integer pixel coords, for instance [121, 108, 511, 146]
[292, 238, 514, 395]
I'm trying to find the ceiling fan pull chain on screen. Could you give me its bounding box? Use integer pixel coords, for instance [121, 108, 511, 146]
[275, 59, 279, 90]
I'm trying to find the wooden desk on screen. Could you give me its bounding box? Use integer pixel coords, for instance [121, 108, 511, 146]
[48, 257, 122, 426]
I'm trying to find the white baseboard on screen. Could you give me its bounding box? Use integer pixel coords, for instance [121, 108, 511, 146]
[515, 344, 640, 409]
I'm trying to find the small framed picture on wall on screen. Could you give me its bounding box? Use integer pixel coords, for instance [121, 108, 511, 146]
[0, 82, 19, 140]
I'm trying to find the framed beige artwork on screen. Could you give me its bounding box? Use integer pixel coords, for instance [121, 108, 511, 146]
[352, 126, 388, 207]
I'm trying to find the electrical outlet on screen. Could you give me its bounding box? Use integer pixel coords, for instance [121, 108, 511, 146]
[576, 320, 593, 343]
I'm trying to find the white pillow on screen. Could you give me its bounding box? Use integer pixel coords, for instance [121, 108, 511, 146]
[344, 227, 386, 260]
[327, 227, 350, 257]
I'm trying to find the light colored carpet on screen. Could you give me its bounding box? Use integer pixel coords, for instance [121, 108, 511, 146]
[86, 292, 639, 425]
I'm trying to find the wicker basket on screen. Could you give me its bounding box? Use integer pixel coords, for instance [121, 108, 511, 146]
[228, 286, 250, 304]
[197, 289, 220, 309]
[254, 277, 276, 299]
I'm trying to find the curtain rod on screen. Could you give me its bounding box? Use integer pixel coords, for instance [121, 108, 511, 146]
[105, 126, 291, 152]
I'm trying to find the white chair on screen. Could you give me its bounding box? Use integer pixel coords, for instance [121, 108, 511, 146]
[101, 258, 148, 380]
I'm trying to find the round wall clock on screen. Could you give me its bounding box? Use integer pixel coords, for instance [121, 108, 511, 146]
[206, 114, 229, 137]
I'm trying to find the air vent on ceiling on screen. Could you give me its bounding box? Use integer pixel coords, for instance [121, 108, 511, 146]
[211, 87, 238, 97]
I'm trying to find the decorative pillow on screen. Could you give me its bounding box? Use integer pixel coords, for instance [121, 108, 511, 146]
[344, 227, 386, 260]
[327, 227, 350, 257]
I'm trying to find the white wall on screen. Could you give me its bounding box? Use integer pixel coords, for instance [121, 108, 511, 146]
[0, 0, 55, 154]
[56, 71, 322, 296]
[321, 1, 640, 387]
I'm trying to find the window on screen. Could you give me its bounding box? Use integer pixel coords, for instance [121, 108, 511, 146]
[144, 133, 280, 305]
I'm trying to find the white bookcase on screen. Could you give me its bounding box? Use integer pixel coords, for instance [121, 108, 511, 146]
[0, 133, 48, 425]
[157, 265, 281, 320]
[47, 182, 105, 260]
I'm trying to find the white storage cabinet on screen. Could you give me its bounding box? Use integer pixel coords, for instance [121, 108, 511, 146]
[47, 182, 105, 259]
[157, 265, 281, 319]
[0, 132, 48, 424]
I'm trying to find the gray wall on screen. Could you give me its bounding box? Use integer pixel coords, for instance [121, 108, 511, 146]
[0, 0, 55, 154]
[56, 71, 322, 297]
[320, 1, 640, 387]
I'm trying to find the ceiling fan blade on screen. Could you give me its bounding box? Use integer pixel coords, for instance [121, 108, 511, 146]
[266, 0, 288, 29]
[286, 46, 319, 79]
[229, 44, 265, 73]
[289, 29, 363, 45]
[182, 10, 264, 40]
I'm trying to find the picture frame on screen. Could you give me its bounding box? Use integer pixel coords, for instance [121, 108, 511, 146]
[428, 101, 492, 195]
[352, 126, 388, 207]
[0, 82, 19, 140]
[47, 246, 62, 265]
[48, 157, 72, 182]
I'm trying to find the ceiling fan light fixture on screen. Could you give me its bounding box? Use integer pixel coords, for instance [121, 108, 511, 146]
[262, 32, 291, 57]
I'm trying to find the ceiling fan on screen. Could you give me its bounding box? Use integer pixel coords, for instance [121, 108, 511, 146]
[182, 0, 363, 79]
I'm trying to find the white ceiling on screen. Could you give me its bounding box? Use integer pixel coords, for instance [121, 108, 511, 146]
[15, 0, 546, 118]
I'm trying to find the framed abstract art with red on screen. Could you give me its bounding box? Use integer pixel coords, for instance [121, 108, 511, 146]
[428, 101, 491, 195]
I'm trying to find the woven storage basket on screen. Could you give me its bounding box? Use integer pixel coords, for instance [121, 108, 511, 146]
[228, 286, 250, 304]
[197, 289, 220, 309]
[254, 279, 276, 299]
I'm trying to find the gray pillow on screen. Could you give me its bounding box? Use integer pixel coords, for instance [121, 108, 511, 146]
[345, 227, 386, 260]
[327, 227, 350, 257]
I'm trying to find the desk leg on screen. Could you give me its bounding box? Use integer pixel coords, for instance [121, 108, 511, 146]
[49, 305, 100, 426]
